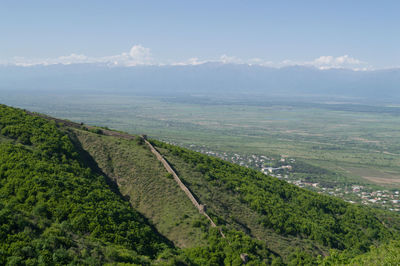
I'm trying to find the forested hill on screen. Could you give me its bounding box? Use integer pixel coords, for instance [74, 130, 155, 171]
[1, 104, 400, 265]
[0, 105, 273, 265]
[0, 104, 174, 264]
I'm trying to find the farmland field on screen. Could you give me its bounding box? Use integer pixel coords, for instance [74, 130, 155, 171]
[2, 89, 400, 192]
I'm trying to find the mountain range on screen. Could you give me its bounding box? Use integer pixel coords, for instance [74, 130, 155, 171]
[1, 64, 400, 103]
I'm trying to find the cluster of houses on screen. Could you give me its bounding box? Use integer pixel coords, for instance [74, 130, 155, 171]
[268, 173, 400, 212]
[357, 189, 400, 211]
[187, 144, 400, 213]
[191, 145, 280, 169]
[261, 165, 293, 174]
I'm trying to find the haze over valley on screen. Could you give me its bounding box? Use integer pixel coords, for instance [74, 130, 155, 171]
[1, 1, 400, 265]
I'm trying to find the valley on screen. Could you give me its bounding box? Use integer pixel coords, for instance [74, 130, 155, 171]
[2, 1, 400, 264]
[3, 90, 400, 209]
[2, 104, 400, 264]
[182, 145, 400, 212]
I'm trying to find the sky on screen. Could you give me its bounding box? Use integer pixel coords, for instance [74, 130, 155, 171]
[1, 0, 399, 69]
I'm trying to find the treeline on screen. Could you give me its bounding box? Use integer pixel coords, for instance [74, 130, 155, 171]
[151, 139, 399, 257]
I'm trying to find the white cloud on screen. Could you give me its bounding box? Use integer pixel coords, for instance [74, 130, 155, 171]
[104, 45, 153, 66]
[171, 57, 209, 66]
[171, 54, 368, 70]
[6, 45, 153, 67]
[172, 54, 253, 66]
[129, 45, 151, 59]
[2, 45, 370, 70]
[277, 55, 369, 70]
[309, 55, 366, 69]
[248, 58, 274, 66]
[219, 54, 242, 64]
[11, 54, 93, 66]
[170, 55, 242, 66]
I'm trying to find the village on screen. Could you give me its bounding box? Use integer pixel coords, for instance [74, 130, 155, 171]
[187, 144, 400, 213]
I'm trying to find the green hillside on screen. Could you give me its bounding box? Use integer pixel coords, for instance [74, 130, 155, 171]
[0, 105, 274, 265]
[71, 128, 208, 248]
[0, 105, 171, 265]
[150, 140, 400, 258]
[318, 240, 400, 265]
[1, 104, 400, 265]
[72, 128, 329, 260]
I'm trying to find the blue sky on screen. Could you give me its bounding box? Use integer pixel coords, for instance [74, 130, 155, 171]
[1, 0, 399, 69]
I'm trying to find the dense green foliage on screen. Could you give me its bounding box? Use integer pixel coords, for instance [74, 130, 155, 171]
[159, 228, 276, 265]
[2, 104, 400, 265]
[0, 105, 170, 264]
[319, 240, 400, 265]
[0, 105, 276, 265]
[151, 140, 397, 255]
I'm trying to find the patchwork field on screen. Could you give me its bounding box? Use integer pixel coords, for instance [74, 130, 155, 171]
[2, 90, 400, 192]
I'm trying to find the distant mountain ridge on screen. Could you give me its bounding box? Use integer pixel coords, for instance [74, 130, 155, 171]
[1, 63, 399, 103]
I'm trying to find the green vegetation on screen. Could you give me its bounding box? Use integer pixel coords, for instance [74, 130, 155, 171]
[71, 128, 208, 248]
[72, 127, 328, 262]
[2, 103, 400, 265]
[349, 240, 400, 265]
[6, 93, 400, 192]
[0, 104, 276, 265]
[181, 229, 273, 265]
[319, 240, 400, 265]
[0, 104, 171, 264]
[151, 140, 400, 256]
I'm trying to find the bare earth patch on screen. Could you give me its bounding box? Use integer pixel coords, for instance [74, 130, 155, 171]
[363, 176, 400, 184]
[352, 137, 380, 144]
[343, 166, 400, 186]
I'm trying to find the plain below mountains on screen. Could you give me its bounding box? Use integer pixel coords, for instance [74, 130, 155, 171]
[1, 104, 400, 265]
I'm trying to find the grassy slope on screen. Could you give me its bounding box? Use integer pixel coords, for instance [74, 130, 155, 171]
[72, 128, 329, 260]
[71, 128, 208, 248]
[156, 146, 329, 259]
[0, 105, 173, 265]
[0, 104, 276, 265]
[152, 141, 400, 260]
[3, 103, 399, 264]
[71, 126, 400, 263]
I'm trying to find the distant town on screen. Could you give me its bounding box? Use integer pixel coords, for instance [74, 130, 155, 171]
[181, 143, 400, 213]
